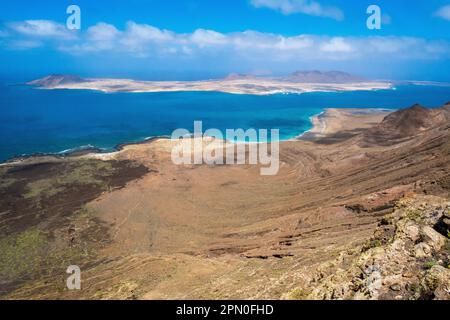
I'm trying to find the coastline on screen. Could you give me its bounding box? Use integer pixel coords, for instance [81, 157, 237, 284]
[29, 76, 393, 95]
[1, 108, 393, 166]
[0, 135, 170, 166]
[294, 110, 326, 140]
[2, 103, 449, 300]
[297, 108, 392, 142]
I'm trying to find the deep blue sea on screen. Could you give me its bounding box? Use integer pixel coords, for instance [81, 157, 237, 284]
[1, 84, 450, 162]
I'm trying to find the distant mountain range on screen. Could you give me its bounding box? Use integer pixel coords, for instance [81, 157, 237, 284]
[29, 70, 368, 87]
[283, 70, 366, 83]
[225, 70, 367, 83]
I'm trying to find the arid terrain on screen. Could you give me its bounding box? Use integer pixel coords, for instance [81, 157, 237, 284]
[28, 72, 392, 95]
[1, 105, 449, 300]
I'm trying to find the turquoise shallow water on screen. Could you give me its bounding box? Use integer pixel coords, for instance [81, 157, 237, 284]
[0, 84, 450, 162]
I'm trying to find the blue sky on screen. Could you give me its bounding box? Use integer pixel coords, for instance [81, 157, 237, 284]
[1, 0, 450, 81]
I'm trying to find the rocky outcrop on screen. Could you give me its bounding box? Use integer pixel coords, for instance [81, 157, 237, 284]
[423, 265, 450, 300]
[287, 195, 450, 300]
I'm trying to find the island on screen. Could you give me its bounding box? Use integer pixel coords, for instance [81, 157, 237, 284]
[28, 71, 392, 95]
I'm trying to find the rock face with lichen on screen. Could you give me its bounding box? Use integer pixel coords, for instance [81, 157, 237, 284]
[288, 195, 450, 300]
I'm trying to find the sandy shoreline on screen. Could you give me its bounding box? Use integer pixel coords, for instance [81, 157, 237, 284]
[298, 108, 392, 141]
[0, 108, 393, 166]
[0, 108, 391, 169]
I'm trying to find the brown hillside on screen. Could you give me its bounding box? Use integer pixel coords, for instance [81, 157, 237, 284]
[1, 104, 449, 300]
[360, 104, 447, 146]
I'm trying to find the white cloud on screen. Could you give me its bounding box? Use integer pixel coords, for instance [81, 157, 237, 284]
[250, 0, 344, 21]
[120, 22, 175, 55]
[7, 39, 43, 50]
[2, 20, 450, 64]
[53, 24, 107, 53]
[72, 22, 120, 52]
[7, 20, 75, 39]
[123, 21, 173, 43]
[435, 5, 450, 20]
[87, 23, 119, 42]
[320, 37, 354, 53]
[190, 29, 228, 47]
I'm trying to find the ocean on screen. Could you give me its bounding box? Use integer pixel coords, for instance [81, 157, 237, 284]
[1, 84, 450, 162]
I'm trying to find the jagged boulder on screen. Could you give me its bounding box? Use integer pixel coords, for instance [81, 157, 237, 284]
[422, 266, 450, 300]
[421, 226, 447, 251]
